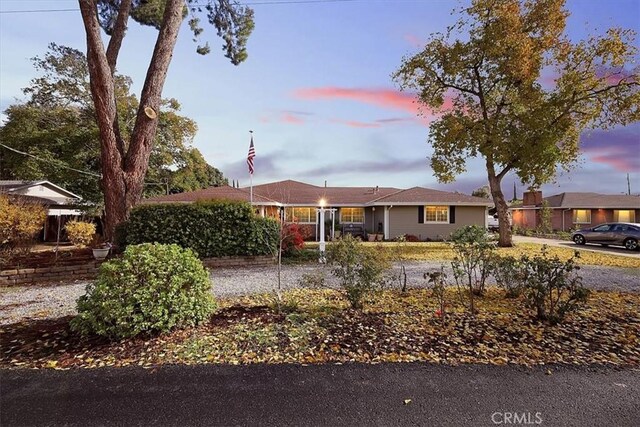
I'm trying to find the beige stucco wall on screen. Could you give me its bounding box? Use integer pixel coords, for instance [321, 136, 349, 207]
[388, 205, 487, 240]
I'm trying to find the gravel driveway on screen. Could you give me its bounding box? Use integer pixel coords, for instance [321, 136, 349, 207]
[1, 261, 639, 326]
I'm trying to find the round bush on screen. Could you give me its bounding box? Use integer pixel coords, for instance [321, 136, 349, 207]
[71, 243, 215, 339]
[65, 220, 96, 248]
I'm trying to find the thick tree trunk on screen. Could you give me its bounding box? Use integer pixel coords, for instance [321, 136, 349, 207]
[78, 0, 185, 241]
[487, 162, 513, 247]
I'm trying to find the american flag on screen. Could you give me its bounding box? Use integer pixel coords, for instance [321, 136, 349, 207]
[247, 135, 255, 175]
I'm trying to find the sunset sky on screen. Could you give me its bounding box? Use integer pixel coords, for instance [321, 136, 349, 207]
[1, 0, 638, 197]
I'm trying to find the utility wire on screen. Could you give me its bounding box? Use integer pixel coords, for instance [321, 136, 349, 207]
[0, 142, 102, 178]
[0, 142, 174, 191]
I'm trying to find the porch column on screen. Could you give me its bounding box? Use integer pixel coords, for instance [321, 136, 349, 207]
[384, 206, 390, 240]
[260, 206, 265, 217]
[485, 207, 489, 229]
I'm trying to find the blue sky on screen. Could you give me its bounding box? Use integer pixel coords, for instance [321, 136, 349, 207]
[1, 0, 638, 197]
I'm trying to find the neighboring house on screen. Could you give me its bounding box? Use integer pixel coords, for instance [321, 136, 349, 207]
[144, 180, 492, 241]
[510, 190, 640, 231]
[0, 180, 83, 242]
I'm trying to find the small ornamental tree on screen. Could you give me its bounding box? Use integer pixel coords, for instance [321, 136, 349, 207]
[449, 225, 496, 314]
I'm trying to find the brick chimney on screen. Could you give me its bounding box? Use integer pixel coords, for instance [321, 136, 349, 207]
[523, 190, 543, 206]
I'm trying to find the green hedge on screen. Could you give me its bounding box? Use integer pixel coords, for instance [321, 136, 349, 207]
[123, 201, 280, 257]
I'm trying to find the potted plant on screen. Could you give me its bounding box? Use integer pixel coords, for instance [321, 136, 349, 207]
[91, 236, 111, 261]
[333, 222, 342, 239]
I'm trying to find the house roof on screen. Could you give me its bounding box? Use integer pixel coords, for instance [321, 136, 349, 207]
[142, 185, 278, 205]
[371, 186, 492, 206]
[141, 179, 492, 207]
[541, 192, 639, 209]
[248, 180, 401, 205]
[0, 180, 82, 203]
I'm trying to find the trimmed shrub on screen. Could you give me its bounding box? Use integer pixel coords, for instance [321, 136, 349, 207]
[123, 201, 280, 258]
[71, 243, 215, 339]
[0, 195, 46, 247]
[65, 220, 96, 247]
[491, 255, 524, 298]
[327, 235, 391, 309]
[0, 195, 46, 267]
[519, 246, 589, 324]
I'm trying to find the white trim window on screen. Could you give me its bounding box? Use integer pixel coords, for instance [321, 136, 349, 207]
[424, 205, 449, 223]
[573, 209, 591, 224]
[285, 207, 315, 224]
[614, 210, 636, 223]
[340, 207, 364, 223]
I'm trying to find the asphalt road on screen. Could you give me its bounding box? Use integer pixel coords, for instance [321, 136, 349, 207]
[2, 363, 639, 427]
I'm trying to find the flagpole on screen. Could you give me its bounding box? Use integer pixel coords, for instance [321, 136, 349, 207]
[249, 130, 254, 206]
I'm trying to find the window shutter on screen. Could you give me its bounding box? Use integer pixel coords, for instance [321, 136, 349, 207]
[418, 206, 424, 223]
[449, 206, 456, 224]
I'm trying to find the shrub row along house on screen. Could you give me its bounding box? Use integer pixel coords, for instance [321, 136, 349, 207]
[510, 190, 640, 231]
[144, 180, 492, 241]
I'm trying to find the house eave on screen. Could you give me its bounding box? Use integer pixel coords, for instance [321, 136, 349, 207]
[369, 202, 492, 207]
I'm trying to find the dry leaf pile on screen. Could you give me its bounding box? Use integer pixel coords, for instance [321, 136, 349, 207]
[1, 288, 638, 370]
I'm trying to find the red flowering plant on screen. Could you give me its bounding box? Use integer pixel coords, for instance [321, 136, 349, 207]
[281, 223, 304, 255]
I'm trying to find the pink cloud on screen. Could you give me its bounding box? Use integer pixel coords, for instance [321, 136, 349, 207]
[541, 67, 637, 89]
[281, 112, 304, 124]
[375, 117, 419, 124]
[294, 87, 420, 114]
[330, 119, 381, 128]
[403, 33, 423, 48]
[294, 87, 455, 124]
[580, 126, 640, 172]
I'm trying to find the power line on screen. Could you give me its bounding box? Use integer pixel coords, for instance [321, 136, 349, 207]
[0, 142, 102, 178]
[0, 142, 171, 191]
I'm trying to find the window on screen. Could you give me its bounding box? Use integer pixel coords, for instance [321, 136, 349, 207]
[614, 210, 636, 223]
[573, 209, 591, 224]
[593, 224, 611, 232]
[424, 206, 449, 223]
[612, 224, 634, 232]
[285, 207, 315, 223]
[340, 207, 364, 223]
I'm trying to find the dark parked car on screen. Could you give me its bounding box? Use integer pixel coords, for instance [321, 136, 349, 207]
[571, 222, 640, 251]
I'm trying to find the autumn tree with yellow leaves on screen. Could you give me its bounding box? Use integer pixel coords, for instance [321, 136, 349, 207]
[395, 0, 639, 247]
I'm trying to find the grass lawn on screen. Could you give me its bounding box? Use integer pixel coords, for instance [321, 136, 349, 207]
[301, 241, 640, 269]
[2, 288, 638, 370]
